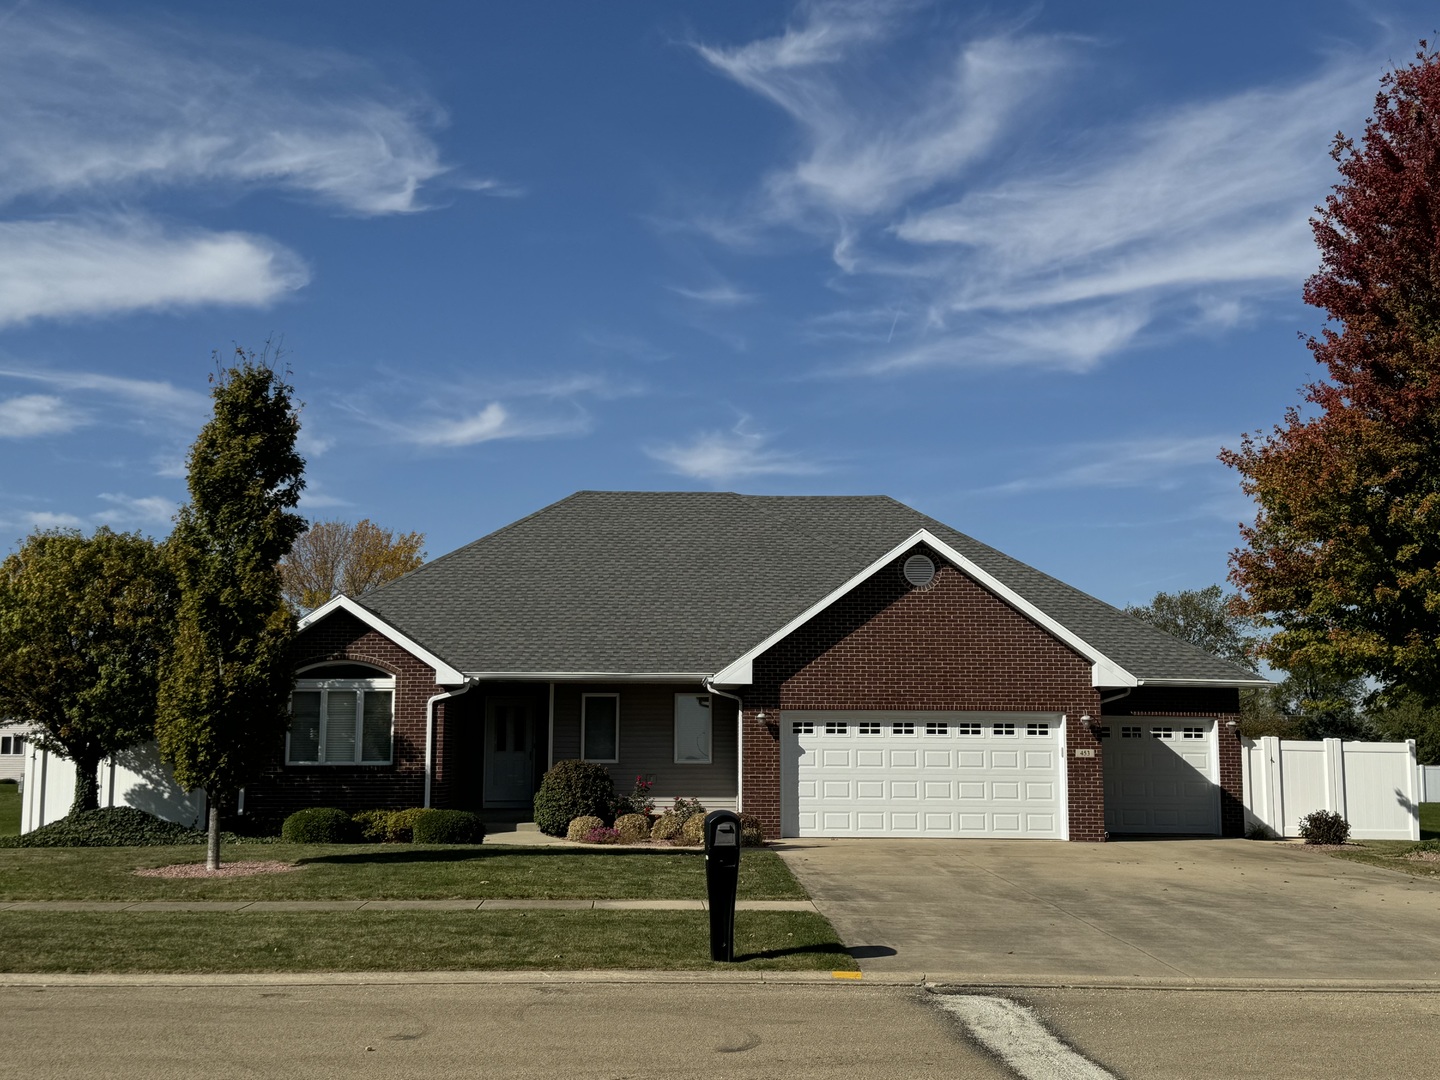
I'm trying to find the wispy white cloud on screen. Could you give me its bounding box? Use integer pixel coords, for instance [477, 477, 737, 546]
[695, 1, 1379, 375]
[0, 217, 308, 328]
[0, 393, 88, 437]
[403, 402, 589, 449]
[0, 6, 464, 216]
[697, 2, 1068, 221]
[95, 493, 176, 528]
[668, 282, 757, 306]
[647, 420, 826, 483]
[981, 435, 1229, 494]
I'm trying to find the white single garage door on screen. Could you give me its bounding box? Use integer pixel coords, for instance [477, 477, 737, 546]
[1103, 718, 1220, 835]
[781, 711, 1064, 838]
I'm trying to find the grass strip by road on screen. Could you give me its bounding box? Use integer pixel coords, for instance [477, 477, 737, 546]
[0, 910, 855, 973]
[0, 782, 18, 836]
[0, 845, 807, 902]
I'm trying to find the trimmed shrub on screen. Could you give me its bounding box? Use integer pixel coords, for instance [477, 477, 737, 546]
[0, 807, 205, 848]
[675, 812, 707, 847]
[281, 807, 354, 844]
[738, 812, 765, 847]
[412, 809, 485, 845]
[534, 760, 616, 836]
[1298, 809, 1350, 845]
[583, 826, 621, 844]
[567, 815, 606, 842]
[613, 813, 651, 844]
[352, 809, 393, 843]
[1244, 820, 1277, 841]
[384, 808, 428, 843]
[650, 811, 683, 841]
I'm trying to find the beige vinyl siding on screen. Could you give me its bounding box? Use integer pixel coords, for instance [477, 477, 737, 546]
[552, 683, 738, 809]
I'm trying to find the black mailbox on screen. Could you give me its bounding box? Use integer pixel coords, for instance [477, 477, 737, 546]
[703, 809, 742, 962]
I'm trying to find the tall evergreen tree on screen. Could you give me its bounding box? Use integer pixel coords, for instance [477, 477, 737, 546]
[0, 528, 175, 815]
[1223, 45, 1440, 705]
[157, 349, 305, 869]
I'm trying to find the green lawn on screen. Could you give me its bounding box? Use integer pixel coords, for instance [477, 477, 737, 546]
[0, 782, 18, 837]
[1421, 801, 1439, 840]
[0, 844, 808, 902]
[0, 910, 856, 973]
[1322, 802, 1440, 879]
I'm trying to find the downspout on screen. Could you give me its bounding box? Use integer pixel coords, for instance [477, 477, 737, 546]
[704, 679, 745, 813]
[425, 680, 477, 809]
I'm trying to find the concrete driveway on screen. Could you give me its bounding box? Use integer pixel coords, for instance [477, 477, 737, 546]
[774, 838, 1440, 982]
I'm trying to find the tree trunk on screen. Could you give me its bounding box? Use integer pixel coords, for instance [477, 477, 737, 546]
[70, 755, 101, 816]
[206, 802, 222, 871]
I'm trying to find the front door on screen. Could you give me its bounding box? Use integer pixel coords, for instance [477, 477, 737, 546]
[484, 701, 534, 807]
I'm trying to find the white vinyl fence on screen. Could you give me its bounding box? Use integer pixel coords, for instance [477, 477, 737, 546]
[1418, 765, 1440, 803]
[21, 741, 205, 834]
[1242, 736, 1419, 841]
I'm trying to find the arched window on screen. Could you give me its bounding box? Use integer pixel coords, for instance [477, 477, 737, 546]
[289, 663, 396, 766]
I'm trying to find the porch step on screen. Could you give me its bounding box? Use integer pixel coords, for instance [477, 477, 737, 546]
[479, 819, 541, 834]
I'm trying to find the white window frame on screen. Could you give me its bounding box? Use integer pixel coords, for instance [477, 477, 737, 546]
[288, 672, 397, 766]
[580, 693, 620, 763]
[673, 693, 713, 765]
[0, 735, 23, 755]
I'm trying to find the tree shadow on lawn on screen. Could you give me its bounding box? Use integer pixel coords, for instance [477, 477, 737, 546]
[295, 846, 707, 867]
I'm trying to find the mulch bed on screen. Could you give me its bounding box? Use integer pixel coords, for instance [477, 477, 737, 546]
[133, 861, 301, 879]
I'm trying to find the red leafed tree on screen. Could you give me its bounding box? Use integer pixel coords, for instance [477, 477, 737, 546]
[1222, 44, 1440, 704]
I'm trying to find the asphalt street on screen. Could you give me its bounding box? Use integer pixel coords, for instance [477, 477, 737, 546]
[6, 979, 1439, 1079]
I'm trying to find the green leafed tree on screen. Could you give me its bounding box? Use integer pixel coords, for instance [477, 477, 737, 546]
[1222, 45, 1440, 706]
[1123, 585, 1261, 672]
[157, 349, 306, 869]
[278, 519, 425, 612]
[0, 528, 175, 815]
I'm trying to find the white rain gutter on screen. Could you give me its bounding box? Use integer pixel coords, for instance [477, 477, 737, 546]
[425, 680, 477, 808]
[704, 678, 746, 814]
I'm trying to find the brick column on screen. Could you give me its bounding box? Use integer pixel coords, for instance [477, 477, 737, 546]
[1065, 698, 1106, 841]
[1218, 719, 1244, 837]
[740, 706, 781, 838]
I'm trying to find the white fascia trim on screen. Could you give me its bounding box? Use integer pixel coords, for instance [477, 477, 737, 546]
[298, 595, 466, 686]
[1131, 677, 1274, 688]
[710, 528, 1139, 690]
[461, 671, 711, 683]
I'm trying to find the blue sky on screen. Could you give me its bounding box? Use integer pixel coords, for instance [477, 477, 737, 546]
[0, 0, 1432, 608]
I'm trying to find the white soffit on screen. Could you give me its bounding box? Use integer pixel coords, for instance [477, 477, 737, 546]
[297, 595, 466, 685]
[710, 529, 1139, 689]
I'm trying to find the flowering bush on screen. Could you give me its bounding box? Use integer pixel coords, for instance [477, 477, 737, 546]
[616, 775, 655, 817]
[583, 826, 621, 845]
[669, 797, 706, 823]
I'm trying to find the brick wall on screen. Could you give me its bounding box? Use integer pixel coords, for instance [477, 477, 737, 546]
[741, 546, 1104, 840]
[1103, 686, 1244, 837]
[241, 610, 446, 819]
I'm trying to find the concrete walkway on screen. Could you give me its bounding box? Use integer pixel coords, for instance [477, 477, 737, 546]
[0, 898, 817, 913]
[776, 837, 1440, 983]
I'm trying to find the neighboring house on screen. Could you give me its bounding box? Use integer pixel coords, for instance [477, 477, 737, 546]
[247, 491, 1266, 841]
[0, 720, 29, 784]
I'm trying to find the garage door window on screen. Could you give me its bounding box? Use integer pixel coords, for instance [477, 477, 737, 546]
[1151, 727, 1174, 739]
[1026, 723, 1049, 736]
[825, 721, 848, 735]
[993, 723, 1015, 736]
[858, 722, 881, 735]
[1121, 726, 1141, 738]
[892, 722, 915, 735]
[957, 723, 981, 736]
[925, 722, 948, 735]
[1183, 727, 1204, 739]
[792, 721, 814, 735]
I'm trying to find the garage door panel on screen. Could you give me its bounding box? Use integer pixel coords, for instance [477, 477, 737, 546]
[958, 782, 986, 800]
[991, 781, 1021, 800]
[822, 780, 851, 799]
[924, 781, 953, 798]
[889, 749, 918, 768]
[1024, 751, 1054, 769]
[991, 751, 1020, 768]
[923, 750, 952, 768]
[856, 749, 885, 767]
[821, 749, 851, 768]
[856, 781, 885, 799]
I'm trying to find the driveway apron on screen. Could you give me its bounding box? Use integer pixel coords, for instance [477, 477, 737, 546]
[774, 838, 1440, 981]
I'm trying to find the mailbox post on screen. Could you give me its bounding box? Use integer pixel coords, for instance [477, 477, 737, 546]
[703, 809, 742, 962]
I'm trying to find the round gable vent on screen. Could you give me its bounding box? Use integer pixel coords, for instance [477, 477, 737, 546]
[903, 553, 936, 588]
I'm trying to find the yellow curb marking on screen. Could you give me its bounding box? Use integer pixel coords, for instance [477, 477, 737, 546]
[832, 971, 862, 979]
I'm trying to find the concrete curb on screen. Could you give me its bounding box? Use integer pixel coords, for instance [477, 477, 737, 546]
[3, 969, 1439, 991]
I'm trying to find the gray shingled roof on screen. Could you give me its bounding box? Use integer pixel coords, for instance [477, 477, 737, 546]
[354, 491, 1263, 686]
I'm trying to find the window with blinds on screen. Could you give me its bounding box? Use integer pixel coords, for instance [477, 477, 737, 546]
[287, 679, 394, 765]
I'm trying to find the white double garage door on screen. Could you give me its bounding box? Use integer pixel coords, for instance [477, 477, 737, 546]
[781, 711, 1220, 838]
[781, 711, 1066, 838]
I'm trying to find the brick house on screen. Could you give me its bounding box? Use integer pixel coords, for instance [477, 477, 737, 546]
[253, 491, 1265, 840]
